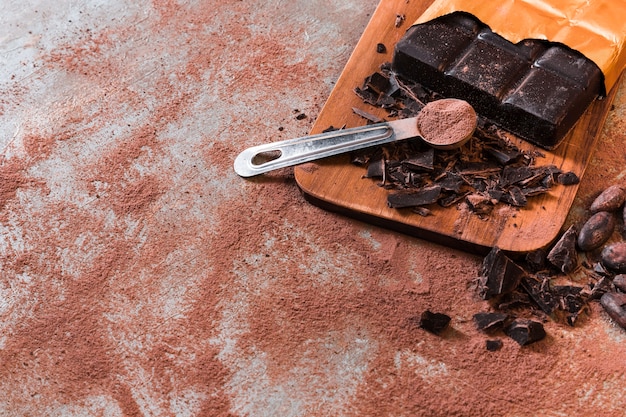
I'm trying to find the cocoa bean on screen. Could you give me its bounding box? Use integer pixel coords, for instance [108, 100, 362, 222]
[600, 292, 626, 329]
[601, 242, 626, 273]
[614, 274, 626, 292]
[577, 211, 615, 251]
[589, 185, 625, 213]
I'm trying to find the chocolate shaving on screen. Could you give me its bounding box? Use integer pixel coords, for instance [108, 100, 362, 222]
[352, 107, 383, 124]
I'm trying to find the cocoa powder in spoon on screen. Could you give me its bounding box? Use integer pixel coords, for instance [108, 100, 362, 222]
[416, 98, 477, 149]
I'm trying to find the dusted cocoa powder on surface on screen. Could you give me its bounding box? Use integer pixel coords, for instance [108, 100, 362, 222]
[1, 0, 626, 416]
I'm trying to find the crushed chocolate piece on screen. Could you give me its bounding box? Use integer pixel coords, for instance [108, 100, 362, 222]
[505, 319, 546, 345]
[485, 147, 521, 165]
[585, 275, 613, 300]
[466, 193, 493, 216]
[547, 225, 578, 273]
[557, 171, 580, 185]
[485, 339, 503, 351]
[365, 158, 384, 178]
[552, 285, 586, 325]
[323, 125, 342, 133]
[478, 247, 527, 300]
[473, 312, 509, 332]
[401, 148, 434, 171]
[364, 72, 391, 95]
[524, 249, 547, 272]
[354, 85, 380, 106]
[501, 186, 527, 207]
[352, 107, 383, 123]
[387, 185, 441, 209]
[496, 290, 534, 311]
[419, 310, 451, 335]
[520, 275, 557, 315]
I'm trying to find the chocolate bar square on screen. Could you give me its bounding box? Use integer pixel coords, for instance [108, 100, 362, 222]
[392, 12, 604, 149]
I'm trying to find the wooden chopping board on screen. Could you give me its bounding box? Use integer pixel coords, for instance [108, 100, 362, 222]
[294, 0, 621, 254]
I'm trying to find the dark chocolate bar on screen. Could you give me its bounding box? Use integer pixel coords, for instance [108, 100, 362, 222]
[392, 12, 604, 149]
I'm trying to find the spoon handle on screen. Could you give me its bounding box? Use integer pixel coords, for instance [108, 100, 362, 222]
[233, 117, 420, 177]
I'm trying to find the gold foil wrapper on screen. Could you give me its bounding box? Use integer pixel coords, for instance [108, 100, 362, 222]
[415, 0, 626, 92]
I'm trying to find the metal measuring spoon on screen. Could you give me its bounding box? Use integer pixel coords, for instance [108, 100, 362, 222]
[233, 98, 476, 178]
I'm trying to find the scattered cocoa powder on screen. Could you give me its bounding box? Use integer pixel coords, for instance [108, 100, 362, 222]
[1, 0, 626, 415]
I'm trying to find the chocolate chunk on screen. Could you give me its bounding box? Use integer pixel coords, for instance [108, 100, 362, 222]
[354, 85, 380, 106]
[473, 312, 508, 332]
[525, 249, 547, 272]
[547, 225, 578, 273]
[363, 72, 391, 95]
[365, 158, 384, 178]
[577, 211, 616, 251]
[586, 275, 613, 300]
[392, 12, 603, 149]
[466, 193, 494, 216]
[387, 185, 441, 208]
[435, 172, 464, 193]
[486, 339, 503, 351]
[501, 186, 527, 207]
[419, 310, 451, 334]
[552, 285, 586, 325]
[485, 147, 522, 165]
[600, 292, 626, 329]
[520, 275, 557, 314]
[500, 166, 537, 187]
[401, 148, 434, 171]
[557, 171, 580, 185]
[478, 247, 527, 300]
[505, 319, 546, 345]
[601, 242, 626, 273]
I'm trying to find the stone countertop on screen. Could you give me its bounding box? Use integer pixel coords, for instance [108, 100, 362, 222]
[1, 1, 625, 416]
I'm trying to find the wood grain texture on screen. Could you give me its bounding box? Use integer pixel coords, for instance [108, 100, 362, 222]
[294, 0, 621, 254]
